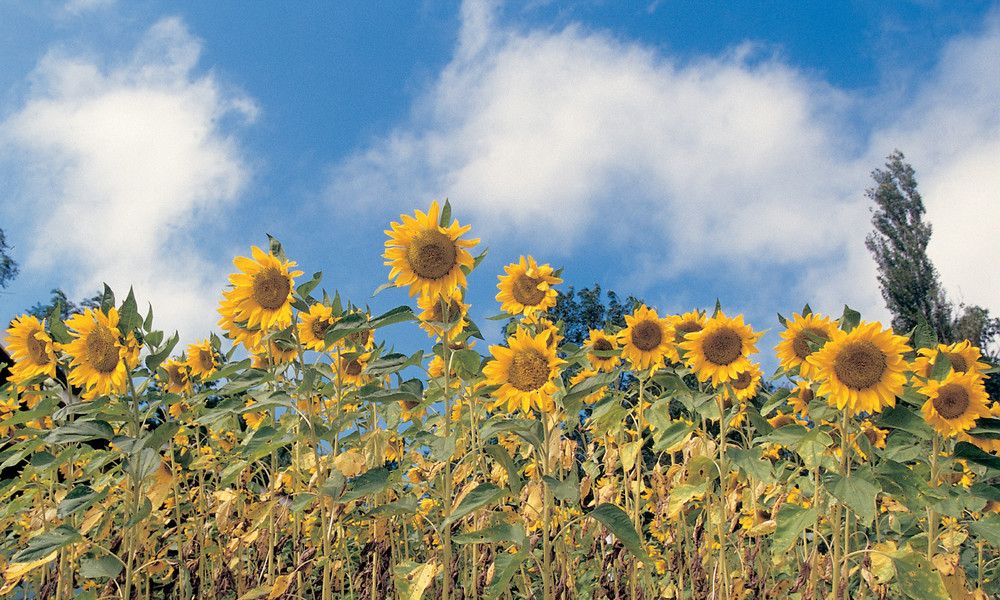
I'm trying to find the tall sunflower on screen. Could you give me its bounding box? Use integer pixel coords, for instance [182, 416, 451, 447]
[160, 358, 192, 395]
[4, 314, 58, 386]
[919, 370, 990, 438]
[665, 311, 707, 364]
[185, 340, 217, 379]
[680, 311, 760, 386]
[223, 245, 302, 332]
[722, 362, 763, 402]
[384, 200, 479, 298]
[912, 340, 990, 380]
[298, 302, 335, 351]
[807, 320, 910, 417]
[584, 329, 620, 372]
[495, 255, 561, 317]
[618, 305, 674, 371]
[483, 326, 563, 414]
[774, 312, 837, 380]
[417, 289, 469, 340]
[62, 308, 132, 399]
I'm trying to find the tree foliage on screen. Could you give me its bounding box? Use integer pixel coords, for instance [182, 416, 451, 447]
[26, 288, 102, 325]
[865, 150, 1000, 361]
[547, 284, 639, 346]
[0, 227, 17, 290]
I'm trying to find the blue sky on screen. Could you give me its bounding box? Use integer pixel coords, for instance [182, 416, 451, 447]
[1, 0, 999, 367]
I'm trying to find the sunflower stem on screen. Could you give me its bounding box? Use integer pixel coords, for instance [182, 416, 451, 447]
[928, 434, 941, 562]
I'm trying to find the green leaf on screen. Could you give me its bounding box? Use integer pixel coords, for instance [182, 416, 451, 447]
[12, 524, 84, 563]
[486, 545, 529, 597]
[968, 514, 1000, 548]
[439, 199, 452, 228]
[363, 353, 412, 376]
[876, 405, 934, 440]
[201, 358, 252, 383]
[913, 316, 938, 350]
[930, 351, 952, 381]
[542, 471, 580, 503]
[145, 332, 179, 372]
[80, 554, 124, 579]
[365, 496, 418, 517]
[142, 421, 180, 451]
[753, 424, 809, 446]
[44, 420, 115, 444]
[444, 483, 507, 526]
[453, 521, 527, 545]
[100, 284, 116, 314]
[451, 348, 482, 380]
[562, 371, 618, 407]
[340, 467, 391, 503]
[829, 473, 880, 525]
[483, 444, 523, 495]
[266, 234, 286, 262]
[589, 503, 652, 563]
[117, 287, 142, 334]
[771, 504, 818, 554]
[955, 441, 1000, 471]
[369, 306, 416, 329]
[480, 417, 544, 454]
[296, 271, 323, 300]
[57, 485, 107, 519]
[840, 305, 861, 332]
[727, 446, 773, 482]
[892, 551, 950, 600]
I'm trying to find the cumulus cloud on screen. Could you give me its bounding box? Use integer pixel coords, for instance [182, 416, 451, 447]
[330, 0, 999, 326]
[1, 17, 256, 339]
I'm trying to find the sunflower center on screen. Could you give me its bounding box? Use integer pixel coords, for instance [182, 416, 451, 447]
[792, 328, 826, 360]
[252, 266, 291, 310]
[702, 328, 743, 366]
[166, 364, 186, 387]
[26, 332, 50, 366]
[732, 370, 753, 391]
[348, 329, 372, 347]
[673, 321, 703, 342]
[631, 320, 663, 352]
[933, 383, 970, 420]
[770, 415, 795, 429]
[512, 274, 546, 307]
[86, 324, 120, 374]
[311, 317, 331, 340]
[832, 340, 886, 390]
[800, 388, 814, 404]
[862, 428, 880, 446]
[946, 352, 969, 373]
[407, 229, 457, 280]
[508, 349, 550, 392]
[345, 359, 364, 377]
[593, 338, 613, 352]
[196, 348, 214, 372]
[432, 298, 462, 322]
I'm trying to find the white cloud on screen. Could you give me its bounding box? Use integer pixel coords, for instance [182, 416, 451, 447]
[330, 0, 1000, 328]
[1, 17, 256, 340]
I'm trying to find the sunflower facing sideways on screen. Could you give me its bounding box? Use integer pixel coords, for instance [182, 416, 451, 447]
[4, 314, 58, 387]
[680, 310, 760, 386]
[384, 200, 479, 298]
[584, 329, 620, 372]
[807, 320, 910, 418]
[619, 305, 674, 371]
[665, 311, 707, 364]
[912, 340, 991, 381]
[416, 289, 470, 340]
[298, 302, 335, 351]
[484, 326, 563, 414]
[919, 370, 991, 438]
[62, 308, 135, 399]
[496, 255, 562, 317]
[185, 339, 217, 380]
[222, 245, 302, 332]
[774, 312, 837, 380]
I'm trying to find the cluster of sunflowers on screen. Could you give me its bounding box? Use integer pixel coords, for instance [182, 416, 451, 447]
[1, 200, 999, 600]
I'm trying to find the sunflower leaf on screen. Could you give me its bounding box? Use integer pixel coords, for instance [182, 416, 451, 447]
[931, 351, 952, 381]
[370, 305, 416, 329]
[486, 545, 530, 597]
[454, 521, 526, 545]
[840, 305, 861, 332]
[483, 444, 523, 495]
[45, 420, 115, 444]
[12, 524, 83, 563]
[100, 283, 115, 314]
[296, 271, 323, 300]
[444, 483, 507, 525]
[771, 504, 818, 555]
[340, 467, 392, 503]
[439, 198, 452, 228]
[589, 503, 652, 564]
[266, 234, 286, 262]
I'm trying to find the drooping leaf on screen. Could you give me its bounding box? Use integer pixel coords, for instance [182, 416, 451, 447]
[453, 521, 527, 545]
[589, 503, 652, 563]
[483, 444, 523, 495]
[79, 555, 124, 579]
[771, 504, 818, 555]
[44, 420, 115, 444]
[829, 473, 880, 525]
[486, 545, 529, 597]
[444, 483, 507, 526]
[13, 525, 84, 563]
[339, 467, 391, 503]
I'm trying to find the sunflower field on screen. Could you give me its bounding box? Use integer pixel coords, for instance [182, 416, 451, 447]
[3, 200, 1000, 600]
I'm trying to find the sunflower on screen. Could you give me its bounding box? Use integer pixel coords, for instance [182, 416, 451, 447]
[298, 303, 335, 351]
[722, 362, 763, 402]
[483, 326, 563, 414]
[217, 296, 264, 350]
[336, 351, 372, 388]
[919, 370, 990, 438]
[680, 311, 760, 386]
[495, 255, 562, 317]
[788, 380, 815, 417]
[853, 421, 889, 460]
[160, 358, 192, 395]
[618, 305, 674, 371]
[665, 311, 707, 363]
[417, 289, 469, 340]
[185, 340, 217, 379]
[384, 200, 479, 298]
[251, 339, 296, 369]
[4, 314, 58, 386]
[774, 312, 837, 380]
[584, 329, 620, 372]
[960, 401, 1000, 452]
[223, 245, 302, 332]
[912, 340, 991, 381]
[807, 320, 910, 418]
[568, 369, 607, 405]
[62, 308, 133, 399]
